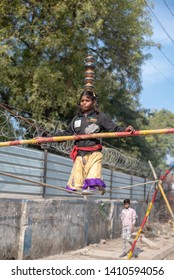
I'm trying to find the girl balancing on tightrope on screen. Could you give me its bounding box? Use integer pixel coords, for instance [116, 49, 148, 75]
[52, 90, 135, 195]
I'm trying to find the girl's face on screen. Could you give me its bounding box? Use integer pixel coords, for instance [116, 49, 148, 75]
[80, 95, 95, 113]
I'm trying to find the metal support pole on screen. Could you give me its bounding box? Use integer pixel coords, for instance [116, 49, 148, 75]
[42, 148, 48, 198]
[157, 181, 174, 219]
[149, 160, 174, 219]
[127, 163, 174, 260]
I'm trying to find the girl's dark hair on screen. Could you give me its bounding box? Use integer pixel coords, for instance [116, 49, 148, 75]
[123, 199, 130, 205]
[79, 91, 99, 112]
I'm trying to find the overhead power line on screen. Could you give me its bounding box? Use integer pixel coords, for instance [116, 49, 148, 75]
[144, 0, 174, 45]
[143, 2, 174, 86]
[148, 37, 174, 68]
[162, 0, 174, 17]
[149, 61, 174, 87]
[158, 46, 174, 68]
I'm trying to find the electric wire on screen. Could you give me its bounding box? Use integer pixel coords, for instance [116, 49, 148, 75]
[144, 0, 174, 45]
[162, 0, 174, 17]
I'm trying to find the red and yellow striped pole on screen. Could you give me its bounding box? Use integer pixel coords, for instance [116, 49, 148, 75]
[0, 128, 174, 147]
[127, 164, 174, 260]
[127, 189, 158, 260]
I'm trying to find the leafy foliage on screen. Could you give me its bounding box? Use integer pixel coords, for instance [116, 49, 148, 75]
[144, 110, 174, 170]
[0, 0, 152, 120]
[0, 0, 173, 171]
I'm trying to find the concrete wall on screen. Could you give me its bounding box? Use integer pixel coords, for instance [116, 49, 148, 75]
[0, 197, 156, 260]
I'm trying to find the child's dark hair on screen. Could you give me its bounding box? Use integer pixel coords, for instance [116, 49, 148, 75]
[79, 90, 99, 112]
[123, 199, 130, 205]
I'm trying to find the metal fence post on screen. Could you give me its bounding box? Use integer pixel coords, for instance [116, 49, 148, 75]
[109, 169, 114, 200]
[130, 174, 133, 199]
[144, 178, 146, 202]
[42, 148, 48, 198]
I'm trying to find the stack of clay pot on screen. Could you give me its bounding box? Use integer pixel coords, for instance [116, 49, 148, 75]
[84, 55, 95, 92]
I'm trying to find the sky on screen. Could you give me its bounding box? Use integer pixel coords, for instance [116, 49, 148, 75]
[140, 0, 174, 114]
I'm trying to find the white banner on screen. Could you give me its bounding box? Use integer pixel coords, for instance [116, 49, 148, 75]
[0, 260, 173, 280]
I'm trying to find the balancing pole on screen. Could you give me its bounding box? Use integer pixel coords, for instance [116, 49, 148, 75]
[1, 128, 174, 147]
[127, 163, 174, 260]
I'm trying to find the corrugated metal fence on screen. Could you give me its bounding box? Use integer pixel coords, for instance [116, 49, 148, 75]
[0, 146, 153, 201]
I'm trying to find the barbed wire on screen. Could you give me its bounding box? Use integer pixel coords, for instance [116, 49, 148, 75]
[0, 107, 151, 177]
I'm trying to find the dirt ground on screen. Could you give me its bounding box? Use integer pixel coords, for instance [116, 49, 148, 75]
[40, 221, 174, 260]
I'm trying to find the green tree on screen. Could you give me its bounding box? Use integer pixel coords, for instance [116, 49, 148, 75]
[144, 110, 174, 170]
[3, 0, 170, 171]
[0, 0, 152, 123]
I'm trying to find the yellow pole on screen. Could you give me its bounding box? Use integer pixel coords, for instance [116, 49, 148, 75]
[149, 161, 174, 219]
[128, 162, 174, 259]
[127, 191, 158, 260]
[157, 180, 174, 219]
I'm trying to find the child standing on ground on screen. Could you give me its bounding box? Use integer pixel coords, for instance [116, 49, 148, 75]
[120, 198, 137, 257]
[53, 91, 134, 194]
